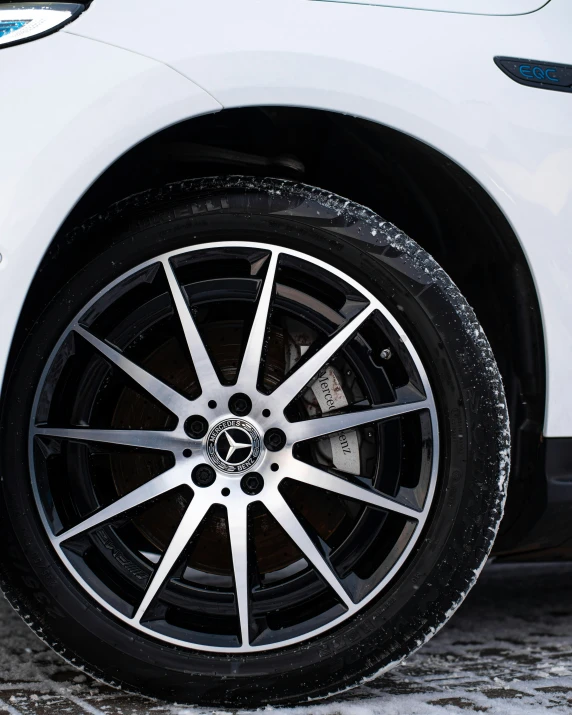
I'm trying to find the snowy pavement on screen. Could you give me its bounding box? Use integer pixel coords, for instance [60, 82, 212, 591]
[0, 562, 571, 714]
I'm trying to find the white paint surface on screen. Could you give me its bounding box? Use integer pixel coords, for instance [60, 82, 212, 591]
[0, 0, 570, 436]
[312, 0, 550, 16]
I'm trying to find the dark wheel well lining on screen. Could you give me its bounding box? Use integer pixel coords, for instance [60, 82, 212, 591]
[3, 106, 545, 551]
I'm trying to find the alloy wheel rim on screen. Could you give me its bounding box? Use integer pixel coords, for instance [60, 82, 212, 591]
[29, 240, 439, 653]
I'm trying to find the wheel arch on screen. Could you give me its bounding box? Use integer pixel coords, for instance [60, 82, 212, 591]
[4, 106, 546, 551]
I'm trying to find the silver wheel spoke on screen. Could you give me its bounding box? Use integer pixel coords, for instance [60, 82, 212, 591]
[236, 251, 278, 391]
[33, 427, 185, 453]
[55, 465, 186, 544]
[133, 495, 210, 623]
[74, 325, 189, 416]
[265, 491, 353, 609]
[286, 461, 422, 520]
[271, 304, 375, 409]
[287, 398, 429, 444]
[162, 259, 221, 396]
[227, 504, 251, 647]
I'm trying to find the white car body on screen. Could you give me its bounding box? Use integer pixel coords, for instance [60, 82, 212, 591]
[0, 0, 570, 440]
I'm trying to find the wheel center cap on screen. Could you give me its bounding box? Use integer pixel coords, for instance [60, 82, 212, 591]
[206, 418, 262, 474]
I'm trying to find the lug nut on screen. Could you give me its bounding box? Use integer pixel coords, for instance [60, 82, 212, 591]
[192, 463, 216, 488]
[229, 393, 252, 417]
[184, 415, 209, 440]
[241, 472, 264, 496]
[264, 428, 286, 452]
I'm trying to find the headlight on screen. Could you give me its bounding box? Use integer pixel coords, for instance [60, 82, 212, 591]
[0, 2, 84, 49]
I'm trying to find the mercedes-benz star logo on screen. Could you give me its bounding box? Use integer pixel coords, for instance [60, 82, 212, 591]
[206, 419, 262, 474]
[217, 429, 252, 464]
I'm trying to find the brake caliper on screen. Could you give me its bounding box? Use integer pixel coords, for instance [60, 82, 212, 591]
[310, 366, 361, 474]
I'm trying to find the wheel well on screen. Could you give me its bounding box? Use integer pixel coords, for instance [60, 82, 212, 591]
[12, 106, 545, 551]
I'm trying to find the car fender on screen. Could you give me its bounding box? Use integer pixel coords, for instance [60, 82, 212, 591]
[0, 31, 221, 412]
[64, 0, 572, 436]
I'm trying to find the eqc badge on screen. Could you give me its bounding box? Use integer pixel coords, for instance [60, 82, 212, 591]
[495, 57, 572, 94]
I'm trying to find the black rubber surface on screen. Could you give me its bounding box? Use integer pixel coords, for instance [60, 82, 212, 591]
[0, 177, 510, 706]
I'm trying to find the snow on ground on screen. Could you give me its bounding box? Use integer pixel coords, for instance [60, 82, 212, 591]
[0, 562, 571, 714]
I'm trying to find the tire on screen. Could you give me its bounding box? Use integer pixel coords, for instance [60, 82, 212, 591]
[0, 177, 509, 707]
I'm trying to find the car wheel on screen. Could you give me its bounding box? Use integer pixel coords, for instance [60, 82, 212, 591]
[0, 177, 510, 706]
